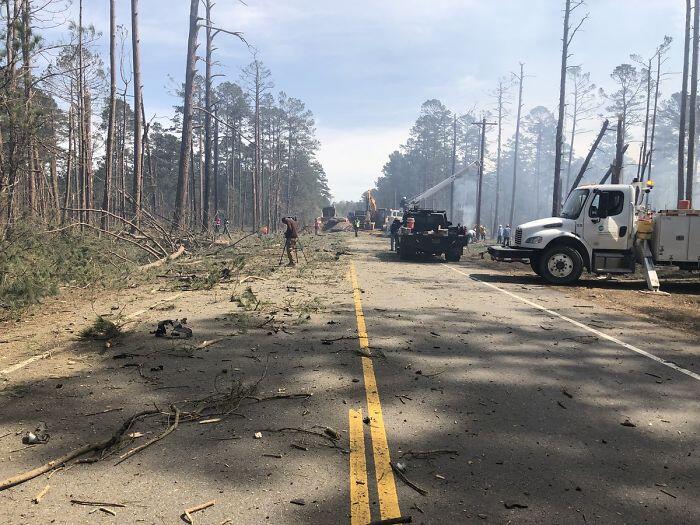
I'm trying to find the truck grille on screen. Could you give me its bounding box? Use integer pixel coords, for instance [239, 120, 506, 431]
[514, 227, 522, 245]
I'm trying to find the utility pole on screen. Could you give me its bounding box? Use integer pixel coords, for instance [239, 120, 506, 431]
[472, 118, 496, 229]
[450, 115, 457, 221]
[678, 0, 692, 201]
[687, 0, 700, 203]
[509, 62, 525, 226]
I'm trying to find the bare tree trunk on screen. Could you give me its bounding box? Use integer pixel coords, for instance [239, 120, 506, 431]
[509, 63, 524, 226]
[173, 0, 200, 229]
[493, 81, 504, 235]
[679, 0, 692, 201]
[646, 52, 663, 183]
[202, 0, 213, 231]
[131, 0, 143, 227]
[21, 0, 34, 217]
[84, 89, 94, 216]
[101, 0, 117, 230]
[612, 115, 625, 184]
[552, 0, 571, 216]
[687, 0, 700, 202]
[213, 112, 219, 216]
[637, 58, 653, 180]
[77, 0, 85, 225]
[62, 106, 74, 225]
[253, 63, 262, 230]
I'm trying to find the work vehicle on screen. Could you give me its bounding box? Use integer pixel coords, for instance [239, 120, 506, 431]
[396, 208, 467, 261]
[487, 182, 699, 290]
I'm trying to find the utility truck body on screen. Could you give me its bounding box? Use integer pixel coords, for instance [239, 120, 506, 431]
[487, 183, 699, 290]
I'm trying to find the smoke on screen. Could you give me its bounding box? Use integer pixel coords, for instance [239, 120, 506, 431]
[453, 173, 477, 227]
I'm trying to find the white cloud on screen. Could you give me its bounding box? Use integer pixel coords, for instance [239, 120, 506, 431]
[316, 124, 411, 201]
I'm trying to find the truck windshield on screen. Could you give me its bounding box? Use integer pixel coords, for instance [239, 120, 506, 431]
[560, 189, 589, 219]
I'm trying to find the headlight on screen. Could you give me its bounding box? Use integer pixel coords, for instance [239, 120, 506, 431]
[525, 236, 543, 244]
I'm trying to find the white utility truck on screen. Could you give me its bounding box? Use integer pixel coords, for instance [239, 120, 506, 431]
[487, 182, 700, 291]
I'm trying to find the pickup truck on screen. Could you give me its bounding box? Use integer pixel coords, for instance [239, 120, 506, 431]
[487, 182, 699, 290]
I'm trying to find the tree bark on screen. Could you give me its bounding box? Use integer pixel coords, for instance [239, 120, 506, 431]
[173, 0, 200, 229]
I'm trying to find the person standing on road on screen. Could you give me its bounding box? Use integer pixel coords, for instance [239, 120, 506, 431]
[466, 228, 476, 247]
[281, 217, 299, 266]
[314, 218, 321, 236]
[353, 218, 360, 237]
[479, 224, 487, 241]
[497, 224, 503, 245]
[389, 218, 401, 251]
[503, 224, 511, 246]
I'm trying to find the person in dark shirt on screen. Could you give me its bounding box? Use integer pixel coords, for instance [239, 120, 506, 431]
[389, 218, 401, 251]
[281, 217, 299, 266]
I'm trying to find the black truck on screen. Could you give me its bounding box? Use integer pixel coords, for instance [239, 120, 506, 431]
[396, 208, 467, 261]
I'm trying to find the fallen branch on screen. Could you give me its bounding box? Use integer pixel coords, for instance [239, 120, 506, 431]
[0, 410, 159, 491]
[369, 517, 413, 525]
[139, 245, 186, 271]
[181, 499, 216, 524]
[399, 449, 458, 459]
[114, 407, 180, 465]
[32, 484, 50, 504]
[390, 462, 428, 496]
[70, 499, 127, 508]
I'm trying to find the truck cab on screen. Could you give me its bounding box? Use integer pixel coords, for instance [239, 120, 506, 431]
[489, 184, 639, 284]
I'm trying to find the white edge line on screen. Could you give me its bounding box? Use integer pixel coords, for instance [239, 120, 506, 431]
[1, 293, 184, 376]
[446, 265, 700, 383]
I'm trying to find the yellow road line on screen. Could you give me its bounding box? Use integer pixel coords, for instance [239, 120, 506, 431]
[349, 408, 371, 525]
[349, 263, 401, 520]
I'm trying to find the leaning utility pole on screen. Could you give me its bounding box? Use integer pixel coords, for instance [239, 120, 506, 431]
[509, 63, 525, 226]
[473, 117, 496, 229]
[174, 0, 200, 228]
[687, 0, 699, 203]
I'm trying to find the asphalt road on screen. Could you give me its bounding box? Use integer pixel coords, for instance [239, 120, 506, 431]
[0, 232, 698, 524]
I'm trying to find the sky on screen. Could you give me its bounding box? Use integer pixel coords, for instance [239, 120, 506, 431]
[56, 0, 687, 201]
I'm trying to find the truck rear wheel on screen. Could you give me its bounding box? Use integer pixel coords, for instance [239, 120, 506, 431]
[445, 248, 461, 262]
[539, 246, 583, 285]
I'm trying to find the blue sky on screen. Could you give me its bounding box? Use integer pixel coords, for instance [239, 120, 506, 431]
[66, 0, 685, 200]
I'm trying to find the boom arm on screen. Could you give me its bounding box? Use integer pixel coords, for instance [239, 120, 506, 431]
[406, 161, 477, 207]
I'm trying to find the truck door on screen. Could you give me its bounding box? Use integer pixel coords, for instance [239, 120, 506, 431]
[583, 189, 631, 251]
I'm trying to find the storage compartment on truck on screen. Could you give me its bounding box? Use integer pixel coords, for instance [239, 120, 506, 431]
[651, 213, 699, 263]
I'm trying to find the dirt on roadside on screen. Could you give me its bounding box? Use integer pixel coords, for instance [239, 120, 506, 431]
[463, 243, 700, 335]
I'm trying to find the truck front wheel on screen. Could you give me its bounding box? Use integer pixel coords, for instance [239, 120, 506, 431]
[539, 246, 583, 285]
[529, 256, 542, 276]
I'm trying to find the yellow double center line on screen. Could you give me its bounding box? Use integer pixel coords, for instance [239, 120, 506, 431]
[348, 263, 401, 523]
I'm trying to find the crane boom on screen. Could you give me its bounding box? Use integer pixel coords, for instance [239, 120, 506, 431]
[406, 161, 477, 207]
